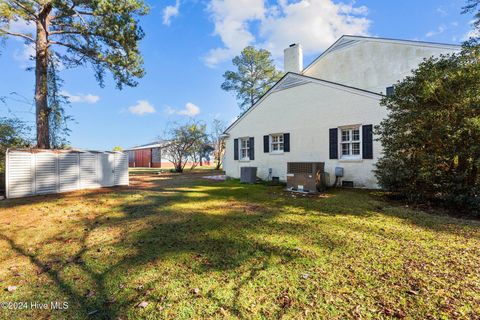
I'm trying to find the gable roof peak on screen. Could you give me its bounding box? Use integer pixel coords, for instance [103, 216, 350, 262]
[302, 35, 461, 74]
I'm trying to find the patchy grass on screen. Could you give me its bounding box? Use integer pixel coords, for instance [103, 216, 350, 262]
[0, 172, 479, 319]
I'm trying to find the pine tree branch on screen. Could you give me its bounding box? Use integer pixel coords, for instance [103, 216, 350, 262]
[9, 0, 38, 19]
[0, 28, 34, 42]
[48, 40, 112, 64]
[50, 2, 77, 21]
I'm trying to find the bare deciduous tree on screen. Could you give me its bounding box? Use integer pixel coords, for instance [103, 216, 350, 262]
[210, 119, 226, 170]
[163, 121, 207, 173]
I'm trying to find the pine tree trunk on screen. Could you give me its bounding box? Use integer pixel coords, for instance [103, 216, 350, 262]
[35, 5, 52, 149]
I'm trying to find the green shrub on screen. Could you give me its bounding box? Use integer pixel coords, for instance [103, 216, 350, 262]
[375, 48, 480, 216]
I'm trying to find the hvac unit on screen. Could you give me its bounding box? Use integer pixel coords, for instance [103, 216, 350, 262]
[286, 162, 327, 193]
[240, 167, 257, 183]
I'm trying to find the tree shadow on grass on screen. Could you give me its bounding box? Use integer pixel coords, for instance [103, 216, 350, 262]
[1, 175, 479, 318]
[274, 187, 480, 238]
[0, 180, 334, 319]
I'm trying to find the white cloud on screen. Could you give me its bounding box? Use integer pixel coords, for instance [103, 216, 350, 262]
[7, 18, 35, 36]
[461, 19, 480, 42]
[12, 42, 65, 70]
[204, 0, 265, 67]
[61, 91, 100, 104]
[13, 43, 35, 68]
[4, 18, 35, 68]
[163, 0, 181, 26]
[179, 102, 200, 116]
[128, 100, 156, 115]
[260, 0, 370, 58]
[436, 6, 448, 17]
[426, 25, 446, 37]
[165, 102, 200, 117]
[462, 28, 480, 41]
[204, 0, 370, 67]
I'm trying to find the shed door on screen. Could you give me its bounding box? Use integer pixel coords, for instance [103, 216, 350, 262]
[134, 149, 152, 167]
[101, 154, 115, 187]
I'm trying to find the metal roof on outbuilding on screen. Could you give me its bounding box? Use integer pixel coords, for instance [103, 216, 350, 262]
[125, 141, 170, 151]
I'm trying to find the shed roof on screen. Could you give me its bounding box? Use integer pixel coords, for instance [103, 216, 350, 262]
[125, 141, 170, 151]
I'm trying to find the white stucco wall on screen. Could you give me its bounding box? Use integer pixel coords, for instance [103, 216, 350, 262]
[303, 40, 459, 94]
[223, 80, 386, 189]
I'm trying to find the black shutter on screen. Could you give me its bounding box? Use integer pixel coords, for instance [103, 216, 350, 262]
[249, 137, 255, 160]
[329, 128, 338, 159]
[263, 135, 269, 153]
[234, 138, 239, 160]
[362, 125, 373, 159]
[283, 133, 290, 152]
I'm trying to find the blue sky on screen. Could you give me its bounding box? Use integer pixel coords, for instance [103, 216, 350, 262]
[0, 0, 476, 150]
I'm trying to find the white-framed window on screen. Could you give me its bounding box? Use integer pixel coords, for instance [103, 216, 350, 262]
[240, 138, 250, 160]
[340, 126, 361, 159]
[270, 134, 284, 152]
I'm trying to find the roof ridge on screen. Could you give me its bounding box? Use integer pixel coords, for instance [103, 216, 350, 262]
[224, 72, 381, 134]
[341, 34, 461, 48]
[287, 72, 382, 96]
[303, 34, 461, 73]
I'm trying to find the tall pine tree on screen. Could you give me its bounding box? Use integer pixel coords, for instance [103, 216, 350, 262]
[0, 1, 148, 148]
[221, 46, 282, 113]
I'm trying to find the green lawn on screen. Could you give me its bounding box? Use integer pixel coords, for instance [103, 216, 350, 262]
[0, 171, 479, 319]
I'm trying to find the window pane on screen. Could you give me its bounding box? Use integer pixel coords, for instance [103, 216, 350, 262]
[342, 143, 350, 155]
[352, 129, 360, 141]
[278, 135, 284, 142]
[279, 143, 284, 150]
[352, 142, 360, 155]
[342, 130, 350, 142]
[272, 144, 278, 151]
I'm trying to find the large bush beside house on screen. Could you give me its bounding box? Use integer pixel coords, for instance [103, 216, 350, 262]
[375, 47, 480, 215]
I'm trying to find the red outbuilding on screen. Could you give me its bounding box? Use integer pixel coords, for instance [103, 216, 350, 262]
[125, 142, 169, 168]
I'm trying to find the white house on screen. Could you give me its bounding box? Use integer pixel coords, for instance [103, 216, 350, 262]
[222, 35, 460, 189]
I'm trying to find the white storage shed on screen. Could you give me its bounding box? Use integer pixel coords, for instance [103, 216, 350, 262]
[5, 149, 129, 199]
